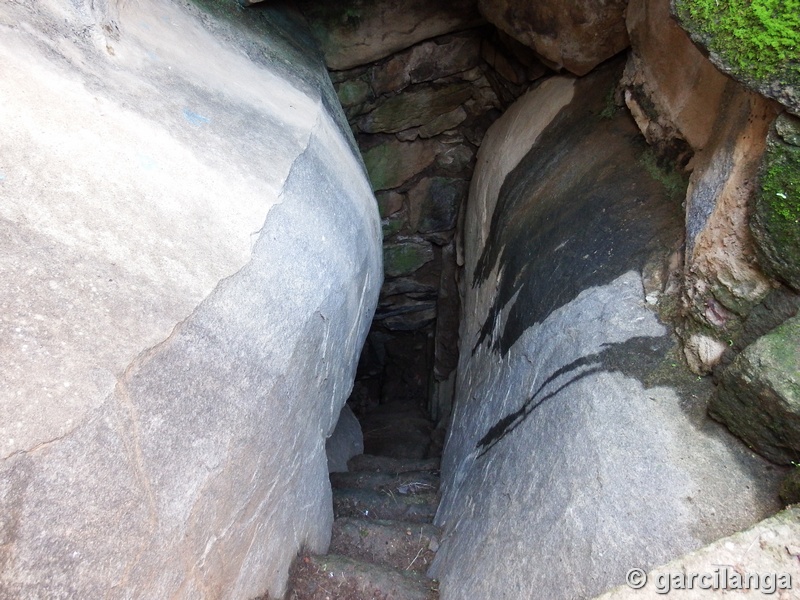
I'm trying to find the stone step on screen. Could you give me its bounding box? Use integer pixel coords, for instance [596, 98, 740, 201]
[330, 470, 440, 494]
[347, 454, 440, 474]
[330, 518, 441, 574]
[287, 553, 438, 600]
[333, 488, 438, 523]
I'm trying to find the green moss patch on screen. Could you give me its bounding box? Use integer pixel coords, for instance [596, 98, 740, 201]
[674, 0, 799, 83]
[638, 148, 688, 200]
[710, 314, 800, 464]
[383, 240, 434, 277]
[752, 133, 800, 289]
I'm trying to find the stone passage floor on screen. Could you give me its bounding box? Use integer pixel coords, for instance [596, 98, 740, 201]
[284, 399, 442, 600]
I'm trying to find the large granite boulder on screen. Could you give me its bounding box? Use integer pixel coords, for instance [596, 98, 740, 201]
[477, 0, 629, 75]
[430, 64, 781, 600]
[326, 405, 365, 473]
[710, 315, 800, 465]
[0, 1, 381, 598]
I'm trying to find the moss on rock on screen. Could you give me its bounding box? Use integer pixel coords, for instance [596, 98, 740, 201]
[674, 0, 799, 79]
[710, 315, 800, 464]
[751, 117, 800, 290]
[335, 78, 372, 108]
[638, 147, 689, 200]
[383, 239, 434, 277]
[363, 139, 439, 191]
[672, 0, 799, 113]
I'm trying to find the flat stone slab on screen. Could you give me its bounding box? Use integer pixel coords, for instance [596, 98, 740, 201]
[711, 314, 800, 464]
[333, 488, 439, 523]
[286, 554, 437, 600]
[331, 470, 440, 494]
[594, 507, 800, 599]
[331, 518, 441, 573]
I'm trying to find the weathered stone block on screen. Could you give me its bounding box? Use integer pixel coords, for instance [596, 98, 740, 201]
[336, 78, 373, 107]
[417, 107, 468, 139]
[358, 84, 473, 134]
[383, 238, 435, 277]
[376, 190, 405, 218]
[381, 211, 407, 238]
[622, 0, 729, 153]
[369, 33, 482, 96]
[594, 507, 800, 599]
[408, 177, 467, 234]
[710, 315, 800, 465]
[751, 115, 800, 291]
[363, 139, 440, 191]
[682, 87, 777, 332]
[298, 0, 483, 71]
[477, 0, 629, 75]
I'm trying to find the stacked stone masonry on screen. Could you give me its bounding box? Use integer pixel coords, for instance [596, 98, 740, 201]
[329, 26, 549, 422]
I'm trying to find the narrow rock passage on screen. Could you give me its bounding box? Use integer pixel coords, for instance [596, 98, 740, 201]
[285, 400, 442, 600]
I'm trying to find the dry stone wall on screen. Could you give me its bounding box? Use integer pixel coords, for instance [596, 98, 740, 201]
[307, 13, 550, 423]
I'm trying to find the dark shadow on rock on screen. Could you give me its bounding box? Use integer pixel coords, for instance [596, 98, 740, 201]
[472, 61, 684, 357]
[476, 334, 673, 457]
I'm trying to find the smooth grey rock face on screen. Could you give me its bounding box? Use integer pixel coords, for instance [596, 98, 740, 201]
[0, 0, 380, 598]
[431, 65, 781, 600]
[327, 405, 365, 473]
